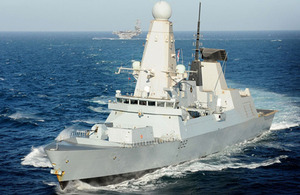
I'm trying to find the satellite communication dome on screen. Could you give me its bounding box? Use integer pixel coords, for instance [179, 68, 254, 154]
[176, 64, 186, 74]
[152, 1, 172, 20]
[132, 61, 141, 71]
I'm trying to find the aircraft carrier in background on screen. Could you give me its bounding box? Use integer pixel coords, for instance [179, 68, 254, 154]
[113, 20, 142, 39]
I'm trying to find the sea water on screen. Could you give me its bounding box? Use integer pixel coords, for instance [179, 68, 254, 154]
[0, 31, 299, 194]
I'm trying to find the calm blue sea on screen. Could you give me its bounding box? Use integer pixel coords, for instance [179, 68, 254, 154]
[0, 31, 299, 194]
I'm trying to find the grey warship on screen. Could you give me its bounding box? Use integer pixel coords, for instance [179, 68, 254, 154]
[45, 1, 277, 189]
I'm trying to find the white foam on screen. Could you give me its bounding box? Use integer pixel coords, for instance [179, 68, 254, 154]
[184, 154, 288, 171]
[8, 111, 45, 122]
[72, 118, 104, 125]
[88, 106, 103, 113]
[271, 39, 282, 42]
[37, 94, 48, 98]
[88, 106, 110, 113]
[43, 181, 57, 186]
[87, 96, 112, 105]
[271, 122, 299, 131]
[21, 146, 52, 168]
[92, 100, 107, 105]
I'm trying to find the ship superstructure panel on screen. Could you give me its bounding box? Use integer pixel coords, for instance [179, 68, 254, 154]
[134, 19, 177, 99]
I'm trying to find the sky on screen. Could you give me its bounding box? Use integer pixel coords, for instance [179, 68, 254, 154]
[0, 0, 299, 32]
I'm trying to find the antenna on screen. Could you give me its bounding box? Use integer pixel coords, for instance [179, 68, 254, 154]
[195, 2, 201, 60]
[189, 2, 203, 86]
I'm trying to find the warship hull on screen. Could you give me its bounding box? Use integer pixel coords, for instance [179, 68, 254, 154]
[44, 110, 276, 185]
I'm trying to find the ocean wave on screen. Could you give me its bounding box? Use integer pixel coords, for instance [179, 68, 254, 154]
[271, 39, 282, 42]
[88, 106, 110, 113]
[271, 122, 299, 131]
[37, 94, 49, 98]
[72, 118, 104, 125]
[90, 100, 107, 105]
[8, 111, 45, 122]
[86, 96, 112, 105]
[21, 146, 52, 168]
[43, 181, 57, 186]
[185, 155, 288, 172]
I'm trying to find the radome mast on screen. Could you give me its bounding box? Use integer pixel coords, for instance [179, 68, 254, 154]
[189, 2, 202, 86]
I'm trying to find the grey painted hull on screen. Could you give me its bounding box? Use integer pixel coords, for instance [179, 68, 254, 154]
[44, 112, 275, 182]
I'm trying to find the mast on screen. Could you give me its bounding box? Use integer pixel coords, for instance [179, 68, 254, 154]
[189, 2, 202, 86]
[195, 2, 201, 60]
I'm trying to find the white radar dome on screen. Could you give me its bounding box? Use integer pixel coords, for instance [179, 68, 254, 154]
[176, 64, 186, 74]
[132, 61, 141, 71]
[152, 1, 172, 20]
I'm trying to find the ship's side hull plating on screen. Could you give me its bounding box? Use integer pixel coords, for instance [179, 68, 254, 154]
[45, 112, 275, 183]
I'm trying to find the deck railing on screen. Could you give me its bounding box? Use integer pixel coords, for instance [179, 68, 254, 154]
[71, 130, 89, 138]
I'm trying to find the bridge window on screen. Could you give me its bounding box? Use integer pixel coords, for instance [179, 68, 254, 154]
[139, 100, 147, 105]
[166, 102, 174, 108]
[157, 102, 165, 107]
[131, 99, 138, 104]
[148, 101, 155, 106]
[114, 97, 177, 110]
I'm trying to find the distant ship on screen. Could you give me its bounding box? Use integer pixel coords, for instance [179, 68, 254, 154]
[45, 1, 277, 190]
[113, 20, 142, 39]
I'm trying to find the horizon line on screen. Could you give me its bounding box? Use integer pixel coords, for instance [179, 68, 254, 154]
[0, 30, 299, 33]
